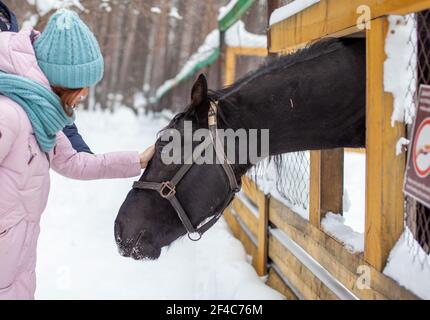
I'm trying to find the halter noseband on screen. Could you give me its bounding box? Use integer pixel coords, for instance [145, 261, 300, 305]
[132, 101, 240, 241]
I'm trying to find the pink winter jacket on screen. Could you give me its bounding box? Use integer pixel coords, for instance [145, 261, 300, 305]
[0, 28, 142, 299]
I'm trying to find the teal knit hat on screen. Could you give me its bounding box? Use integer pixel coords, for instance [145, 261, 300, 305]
[34, 9, 104, 89]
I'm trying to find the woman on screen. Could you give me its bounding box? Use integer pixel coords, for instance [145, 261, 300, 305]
[0, 9, 154, 299]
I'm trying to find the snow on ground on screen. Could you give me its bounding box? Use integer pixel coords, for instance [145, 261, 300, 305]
[35, 108, 283, 300]
[269, 0, 320, 26]
[384, 228, 430, 300]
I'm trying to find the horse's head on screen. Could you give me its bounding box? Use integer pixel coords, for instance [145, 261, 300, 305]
[114, 74, 240, 260]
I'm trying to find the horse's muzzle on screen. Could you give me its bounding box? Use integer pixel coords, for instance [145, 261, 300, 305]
[114, 221, 132, 257]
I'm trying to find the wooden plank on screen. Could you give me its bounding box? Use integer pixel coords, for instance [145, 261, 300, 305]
[270, 202, 382, 300]
[224, 208, 258, 263]
[224, 47, 236, 86]
[269, 235, 339, 300]
[231, 198, 258, 237]
[271, 197, 362, 274]
[345, 148, 366, 154]
[267, 267, 299, 300]
[242, 176, 263, 203]
[365, 17, 406, 272]
[269, 0, 430, 53]
[309, 149, 344, 228]
[320, 149, 344, 216]
[256, 194, 269, 276]
[267, 0, 283, 51]
[227, 47, 268, 57]
[269, 197, 418, 300]
[309, 150, 322, 228]
[224, 47, 268, 86]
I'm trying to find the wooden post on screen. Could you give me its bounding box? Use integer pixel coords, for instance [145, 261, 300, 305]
[309, 149, 344, 228]
[224, 47, 236, 86]
[267, 0, 281, 51]
[256, 193, 270, 276]
[365, 17, 406, 271]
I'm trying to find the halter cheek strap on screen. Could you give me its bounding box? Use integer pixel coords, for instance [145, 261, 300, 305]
[133, 100, 240, 241]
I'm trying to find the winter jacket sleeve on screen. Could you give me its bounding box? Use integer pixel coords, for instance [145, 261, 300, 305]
[0, 103, 20, 165]
[52, 131, 142, 180]
[62, 123, 93, 154]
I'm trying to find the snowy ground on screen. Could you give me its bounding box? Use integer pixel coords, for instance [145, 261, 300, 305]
[35, 109, 283, 300]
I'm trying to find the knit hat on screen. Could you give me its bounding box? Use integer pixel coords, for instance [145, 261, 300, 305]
[34, 9, 104, 89]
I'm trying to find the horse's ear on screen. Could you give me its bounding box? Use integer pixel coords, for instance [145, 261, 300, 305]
[190, 74, 208, 108]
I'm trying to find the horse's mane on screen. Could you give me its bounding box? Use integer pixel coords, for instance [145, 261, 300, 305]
[209, 37, 353, 127]
[160, 37, 349, 134]
[211, 37, 347, 101]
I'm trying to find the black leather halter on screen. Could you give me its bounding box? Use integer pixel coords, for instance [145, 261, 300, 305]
[132, 101, 240, 241]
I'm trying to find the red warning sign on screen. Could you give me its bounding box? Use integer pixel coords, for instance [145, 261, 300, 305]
[404, 85, 430, 208]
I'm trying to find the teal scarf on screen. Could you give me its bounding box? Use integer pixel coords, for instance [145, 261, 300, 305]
[0, 72, 74, 152]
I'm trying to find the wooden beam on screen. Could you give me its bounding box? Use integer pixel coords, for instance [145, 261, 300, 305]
[231, 197, 258, 237]
[269, 0, 430, 53]
[269, 197, 418, 300]
[224, 47, 237, 86]
[224, 47, 268, 86]
[345, 148, 366, 154]
[242, 176, 264, 203]
[309, 151, 322, 227]
[269, 235, 339, 300]
[268, 0, 282, 51]
[267, 267, 300, 300]
[309, 149, 344, 228]
[226, 47, 268, 57]
[256, 194, 269, 276]
[365, 17, 406, 272]
[224, 208, 258, 261]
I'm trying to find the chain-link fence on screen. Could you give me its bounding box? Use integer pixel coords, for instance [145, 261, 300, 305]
[274, 153, 310, 212]
[251, 152, 310, 216]
[404, 11, 430, 264]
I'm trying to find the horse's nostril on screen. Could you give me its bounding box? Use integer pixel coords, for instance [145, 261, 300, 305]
[114, 221, 122, 244]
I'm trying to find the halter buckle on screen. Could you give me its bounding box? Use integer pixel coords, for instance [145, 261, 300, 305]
[188, 232, 202, 241]
[159, 181, 176, 199]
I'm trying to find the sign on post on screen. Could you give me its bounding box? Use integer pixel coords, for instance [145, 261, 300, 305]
[404, 85, 430, 208]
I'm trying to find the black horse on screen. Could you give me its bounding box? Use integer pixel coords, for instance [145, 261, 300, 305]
[115, 37, 366, 260]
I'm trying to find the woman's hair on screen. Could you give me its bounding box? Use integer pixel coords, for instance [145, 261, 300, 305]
[52, 87, 88, 116]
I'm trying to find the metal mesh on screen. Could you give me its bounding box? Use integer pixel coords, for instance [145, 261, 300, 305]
[251, 152, 310, 214]
[404, 11, 430, 263]
[275, 152, 310, 211]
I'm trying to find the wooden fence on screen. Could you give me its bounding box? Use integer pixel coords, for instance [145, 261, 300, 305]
[225, 177, 418, 300]
[222, 0, 430, 300]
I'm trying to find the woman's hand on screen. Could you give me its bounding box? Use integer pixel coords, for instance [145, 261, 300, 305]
[139, 145, 155, 169]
